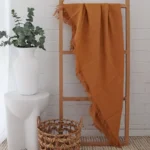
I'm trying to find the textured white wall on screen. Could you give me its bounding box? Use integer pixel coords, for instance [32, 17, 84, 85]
[0, 0, 9, 143]
[8, 0, 150, 136]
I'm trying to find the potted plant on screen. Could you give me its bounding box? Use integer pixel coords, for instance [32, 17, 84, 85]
[0, 8, 46, 95]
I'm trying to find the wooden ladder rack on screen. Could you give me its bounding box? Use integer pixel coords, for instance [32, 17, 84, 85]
[59, 0, 130, 146]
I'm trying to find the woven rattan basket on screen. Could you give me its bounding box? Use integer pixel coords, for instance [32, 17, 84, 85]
[37, 116, 83, 150]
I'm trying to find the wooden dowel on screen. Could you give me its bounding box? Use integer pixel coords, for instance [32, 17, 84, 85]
[124, 0, 130, 145]
[63, 97, 126, 101]
[63, 97, 90, 101]
[63, 51, 73, 54]
[59, 0, 64, 120]
[63, 50, 127, 54]
[60, 2, 126, 7]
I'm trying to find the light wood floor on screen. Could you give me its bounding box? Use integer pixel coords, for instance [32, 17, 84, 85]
[1, 137, 150, 150]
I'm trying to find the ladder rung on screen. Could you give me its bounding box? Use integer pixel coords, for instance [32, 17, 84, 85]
[63, 97, 126, 101]
[62, 50, 127, 54]
[59, 3, 127, 8]
[63, 97, 90, 101]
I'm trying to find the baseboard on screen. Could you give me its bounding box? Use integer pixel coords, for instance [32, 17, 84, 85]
[1, 129, 149, 144]
[82, 129, 150, 137]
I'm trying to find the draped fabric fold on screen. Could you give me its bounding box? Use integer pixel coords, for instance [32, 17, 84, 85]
[55, 3, 124, 146]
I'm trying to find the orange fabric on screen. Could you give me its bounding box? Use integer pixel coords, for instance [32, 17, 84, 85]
[56, 4, 124, 146]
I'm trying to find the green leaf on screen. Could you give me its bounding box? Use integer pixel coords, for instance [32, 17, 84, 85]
[39, 36, 45, 43]
[0, 31, 7, 39]
[11, 9, 15, 13]
[28, 8, 34, 15]
[23, 29, 30, 36]
[0, 8, 46, 50]
[11, 9, 22, 26]
[8, 36, 17, 44]
[24, 22, 34, 30]
[0, 40, 9, 47]
[15, 20, 21, 22]
[39, 44, 46, 50]
[38, 36, 46, 50]
[12, 40, 19, 47]
[13, 26, 24, 36]
[35, 26, 44, 36]
[4, 41, 8, 46]
[26, 8, 34, 23]
[26, 18, 33, 22]
[18, 40, 26, 47]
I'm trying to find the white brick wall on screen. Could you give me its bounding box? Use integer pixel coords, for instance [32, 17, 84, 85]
[8, 0, 150, 136]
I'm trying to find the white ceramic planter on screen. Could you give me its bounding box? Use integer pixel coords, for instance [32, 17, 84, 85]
[13, 47, 39, 95]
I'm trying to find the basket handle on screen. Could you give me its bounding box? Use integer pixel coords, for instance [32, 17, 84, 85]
[37, 116, 41, 127]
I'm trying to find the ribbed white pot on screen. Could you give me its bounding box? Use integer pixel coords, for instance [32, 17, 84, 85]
[13, 47, 39, 95]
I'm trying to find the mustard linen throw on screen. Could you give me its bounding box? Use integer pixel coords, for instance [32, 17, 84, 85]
[55, 4, 124, 146]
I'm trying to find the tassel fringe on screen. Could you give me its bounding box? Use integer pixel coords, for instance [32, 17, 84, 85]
[54, 5, 76, 51]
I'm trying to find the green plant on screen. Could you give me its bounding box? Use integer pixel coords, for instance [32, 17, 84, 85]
[0, 8, 46, 50]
